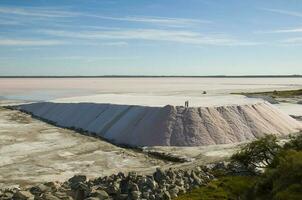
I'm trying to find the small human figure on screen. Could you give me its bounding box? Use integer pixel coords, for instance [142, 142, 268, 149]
[185, 100, 189, 107]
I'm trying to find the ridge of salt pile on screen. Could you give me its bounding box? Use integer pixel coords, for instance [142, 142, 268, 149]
[15, 100, 302, 146]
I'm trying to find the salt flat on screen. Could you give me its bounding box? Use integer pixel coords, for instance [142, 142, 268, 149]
[53, 94, 263, 107]
[1, 77, 302, 101]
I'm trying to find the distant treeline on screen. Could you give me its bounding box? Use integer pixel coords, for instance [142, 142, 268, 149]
[0, 75, 301, 78]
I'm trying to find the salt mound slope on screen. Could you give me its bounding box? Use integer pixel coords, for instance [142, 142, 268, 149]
[16, 102, 302, 146]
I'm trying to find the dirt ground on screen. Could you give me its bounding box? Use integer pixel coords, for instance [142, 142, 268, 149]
[0, 105, 168, 188]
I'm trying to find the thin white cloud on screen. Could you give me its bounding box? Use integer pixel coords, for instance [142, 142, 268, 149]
[0, 7, 76, 18]
[262, 8, 302, 18]
[39, 56, 139, 60]
[88, 15, 211, 27]
[255, 28, 302, 34]
[0, 56, 140, 61]
[282, 37, 302, 44]
[0, 39, 65, 46]
[0, 6, 209, 27]
[41, 28, 260, 46]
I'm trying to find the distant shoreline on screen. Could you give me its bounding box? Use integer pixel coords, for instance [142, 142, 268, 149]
[0, 75, 301, 78]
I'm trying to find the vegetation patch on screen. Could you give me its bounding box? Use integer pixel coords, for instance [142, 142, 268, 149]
[232, 89, 302, 98]
[177, 134, 302, 200]
[176, 176, 257, 200]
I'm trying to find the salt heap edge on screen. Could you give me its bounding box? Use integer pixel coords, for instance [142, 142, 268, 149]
[16, 102, 302, 146]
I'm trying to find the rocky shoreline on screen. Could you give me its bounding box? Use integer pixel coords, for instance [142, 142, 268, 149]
[0, 165, 215, 200]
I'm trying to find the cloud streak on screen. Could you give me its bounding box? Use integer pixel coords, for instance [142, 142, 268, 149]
[0, 39, 65, 46]
[0, 6, 209, 27]
[281, 37, 302, 45]
[262, 8, 302, 18]
[0, 7, 77, 18]
[257, 28, 302, 34]
[40, 28, 260, 46]
[89, 15, 211, 27]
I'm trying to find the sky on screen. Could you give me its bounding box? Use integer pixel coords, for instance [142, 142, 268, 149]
[0, 0, 302, 76]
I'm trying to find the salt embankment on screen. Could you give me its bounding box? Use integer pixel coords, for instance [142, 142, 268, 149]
[14, 100, 302, 147]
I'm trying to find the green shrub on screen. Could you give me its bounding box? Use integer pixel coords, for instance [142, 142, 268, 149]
[177, 135, 302, 200]
[176, 176, 257, 200]
[252, 150, 302, 199]
[283, 134, 302, 151]
[230, 135, 281, 173]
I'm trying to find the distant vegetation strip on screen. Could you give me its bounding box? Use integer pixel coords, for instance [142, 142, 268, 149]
[232, 89, 302, 98]
[0, 75, 301, 78]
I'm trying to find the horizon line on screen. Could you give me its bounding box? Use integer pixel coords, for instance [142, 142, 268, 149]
[0, 75, 301, 78]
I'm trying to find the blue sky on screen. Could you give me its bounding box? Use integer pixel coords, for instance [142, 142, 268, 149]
[0, 0, 302, 76]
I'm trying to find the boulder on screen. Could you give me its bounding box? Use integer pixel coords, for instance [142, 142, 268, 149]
[153, 168, 165, 183]
[131, 191, 141, 200]
[90, 189, 109, 199]
[13, 190, 34, 200]
[40, 193, 60, 200]
[73, 182, 91, 200]
[162, 191, 171, 200]
[30, 184, 51, 195]
[69, 175, 87, 186]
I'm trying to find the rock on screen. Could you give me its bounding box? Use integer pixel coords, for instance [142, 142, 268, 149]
[131, 191, 141, 200]
[169, 186, 179, 196]
[90, 189, 109, 199]
[162, 191, 171, 200]
[148, 194, 156, 200]
[166, 168, 176, 180]
[146, 177, 157, 190]
[153, 168, 165, 183]
[40, 193, 60, 200]
[43, 182, 59, 191]
[69, 175, 87, 185]
[116, 193, 128, 200]
[297, 100, 302, 104]
[29, 184, 51, 195]
[129, 183, 139, 191]
[142, 191, 150, 199]
[105, 183, 119, 195]
[178, 187, 186, 195]
[175, 178, 184, 187]
[191, 171, 203, 186]
[13, 190, 34, 200]
[52, 191, 73, 200]
[72, 182, 91, 200]
[119, 179, 129, 194]
[1, 190, 14, 200]
[128, 171, 137, 180]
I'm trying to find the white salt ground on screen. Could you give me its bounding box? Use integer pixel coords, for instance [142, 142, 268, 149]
[53, 94, 264, 107]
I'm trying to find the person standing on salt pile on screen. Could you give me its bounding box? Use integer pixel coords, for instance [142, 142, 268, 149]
[185, 101, 189, 107]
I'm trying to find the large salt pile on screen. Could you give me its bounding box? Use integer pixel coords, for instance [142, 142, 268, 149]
[15, 101, 302, 146]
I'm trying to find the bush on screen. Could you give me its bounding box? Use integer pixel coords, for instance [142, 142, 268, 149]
[230, 135, 281, 173]
[177, 134, 302, 200]
[176, 176, 257, 200]
[283, 134, 302, 151]
[252, 150, 302, 199]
